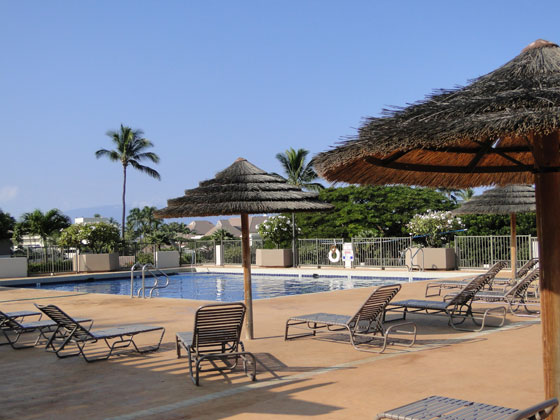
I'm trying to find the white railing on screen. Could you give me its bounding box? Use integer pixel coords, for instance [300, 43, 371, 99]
[454, 235, 534, 269]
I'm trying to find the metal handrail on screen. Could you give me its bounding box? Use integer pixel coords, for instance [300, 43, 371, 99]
[403, 247, 425, 272]
[130, 263, 143, 298]
[136, 263, 170, 298]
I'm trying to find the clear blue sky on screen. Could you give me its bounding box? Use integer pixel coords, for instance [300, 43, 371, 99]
[1, 1, 559, 220]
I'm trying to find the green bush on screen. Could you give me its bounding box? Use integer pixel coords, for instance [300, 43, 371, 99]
[136, 252, 154, 265]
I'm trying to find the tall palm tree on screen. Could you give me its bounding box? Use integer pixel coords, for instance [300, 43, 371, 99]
[275, 148, 324, 191]
[95, 125, 161, 239]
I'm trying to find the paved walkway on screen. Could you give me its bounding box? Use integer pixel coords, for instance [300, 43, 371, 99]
[0, 274, 543, 419]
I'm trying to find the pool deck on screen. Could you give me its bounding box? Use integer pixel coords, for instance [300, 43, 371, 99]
[0, 269, 544, 419]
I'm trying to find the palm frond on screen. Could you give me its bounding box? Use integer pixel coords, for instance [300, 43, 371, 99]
[135, 151, 160, 164]
[95, 149, 121, 162]
[129, 160, 161, 180]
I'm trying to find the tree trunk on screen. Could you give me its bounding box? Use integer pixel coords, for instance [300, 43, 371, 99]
[533, 130, 560, 417]
[122, 165, 127, 240]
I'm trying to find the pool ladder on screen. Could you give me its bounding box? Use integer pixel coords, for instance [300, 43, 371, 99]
[130, 263, 170, 298]
[402, 247, 425, 272]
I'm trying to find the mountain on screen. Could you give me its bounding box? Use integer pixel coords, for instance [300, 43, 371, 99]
[62, 204, 264, 225]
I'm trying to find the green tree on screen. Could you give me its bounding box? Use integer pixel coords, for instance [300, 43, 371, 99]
[145, 222, 192, 250]
[0, 209, 15, 241]
[457, 213, 537, 236]
[275, 147, 323, 191]
[95, 125, 161, 239]
[58, 222, 121, 253]
[294, 186, 456, 240]
[14, 209, 71, 246]
[204, 229, 236, 241]
[126, 206, 162, 241]
[456, 188, 475, 202]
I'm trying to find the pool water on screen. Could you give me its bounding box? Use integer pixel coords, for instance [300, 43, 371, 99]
[27, 272, 433, 302]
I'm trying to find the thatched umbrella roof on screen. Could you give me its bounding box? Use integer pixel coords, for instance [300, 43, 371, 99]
[453, 185, 535, 215]
[155, 158, 333, 339]
[453, 185, 536, 280]
[313, 39, 560, 407]
[155, 158, 333, 218]
[314, 39, 560, 188]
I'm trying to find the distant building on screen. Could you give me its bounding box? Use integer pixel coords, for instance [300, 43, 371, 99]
[207, 215, 268, 240]
[187, 220, 215, 239]
[205, 220, 242, 238]
[74, 217, 110, 225]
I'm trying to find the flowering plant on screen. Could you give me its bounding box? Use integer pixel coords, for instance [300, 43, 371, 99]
[406, 210, 464, 247]
[257, 215, 300, 248]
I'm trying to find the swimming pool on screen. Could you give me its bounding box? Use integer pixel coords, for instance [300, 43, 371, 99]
[25, 272, 434, 301]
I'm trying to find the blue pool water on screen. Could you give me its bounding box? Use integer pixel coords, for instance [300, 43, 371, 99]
[27, 272, 434, 302]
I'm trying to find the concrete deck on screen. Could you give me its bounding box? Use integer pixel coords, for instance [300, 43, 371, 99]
[0, 275, 543, 420]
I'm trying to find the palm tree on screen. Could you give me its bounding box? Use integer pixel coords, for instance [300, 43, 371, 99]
[275, 148, 324, 266]
[95, 125, 161, 239]
[16, 209, 71, 246]
[275, 148, 324, 191]
[126, 206, 162, 241]
[456, 188, 475, 202]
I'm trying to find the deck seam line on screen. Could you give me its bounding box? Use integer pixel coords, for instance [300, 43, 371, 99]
[104, 319, 539, 420]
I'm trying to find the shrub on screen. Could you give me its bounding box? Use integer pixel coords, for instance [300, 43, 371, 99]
[407, 210, 464, 247]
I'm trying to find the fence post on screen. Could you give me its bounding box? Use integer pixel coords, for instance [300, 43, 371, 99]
[316, 238, 319, 267]
[380, 238, 385, 270]
[490, 237, 494, 266]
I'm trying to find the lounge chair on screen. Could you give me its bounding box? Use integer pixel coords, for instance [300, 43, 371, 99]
[376, 395, 558, 420]
[36, 304, 165, 362]
[462, 268, 540, 316]
[385, 274, 506, 331]
[424, 260, 509, 297]
[0, 309, 92, 349]
[176, 302, 256, 386]
[285, 284, 417, 353]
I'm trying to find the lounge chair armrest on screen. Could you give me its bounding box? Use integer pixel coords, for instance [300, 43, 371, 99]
[505, 398, 558, 420]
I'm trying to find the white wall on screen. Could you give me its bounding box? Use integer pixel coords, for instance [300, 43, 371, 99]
[155, 251, 179, 269]
[0, 257, 28, 278]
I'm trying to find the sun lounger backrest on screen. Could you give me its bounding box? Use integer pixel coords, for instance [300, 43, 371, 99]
[516, 258, 539, 279]
[35, 304, 93, 341]
[447, 274, 491, 306]
[506, 269, 539, 299]
[350, 284, 401, 329]
[487, 260, 509, 276]
[192, 303, 245, 351]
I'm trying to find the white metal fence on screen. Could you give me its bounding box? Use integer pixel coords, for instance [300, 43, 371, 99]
[352, 237, 412, 268]
[13, 235, 540, 275]
[454, 235, 534, 269]
[297, 239, 345, 267]
[220, 240, 264, 265]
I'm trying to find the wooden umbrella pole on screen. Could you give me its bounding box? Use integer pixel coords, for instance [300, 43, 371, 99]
[533, 131, 560, 410]
[510, 213, 517, 282]
[241, 213, 254, 339]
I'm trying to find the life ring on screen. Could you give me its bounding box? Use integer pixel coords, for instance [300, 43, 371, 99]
[328, 245, 341, 263]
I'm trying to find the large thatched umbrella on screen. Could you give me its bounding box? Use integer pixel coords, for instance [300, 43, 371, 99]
[155, 158, 333, 339]
[454, 185, 536, 282]
[314, 40, 560, 409]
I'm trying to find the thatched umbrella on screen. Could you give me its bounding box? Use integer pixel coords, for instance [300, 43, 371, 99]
[454, 185, 536, 281]
[314, 39, 560, 409]
[155, 158, 333, 339]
